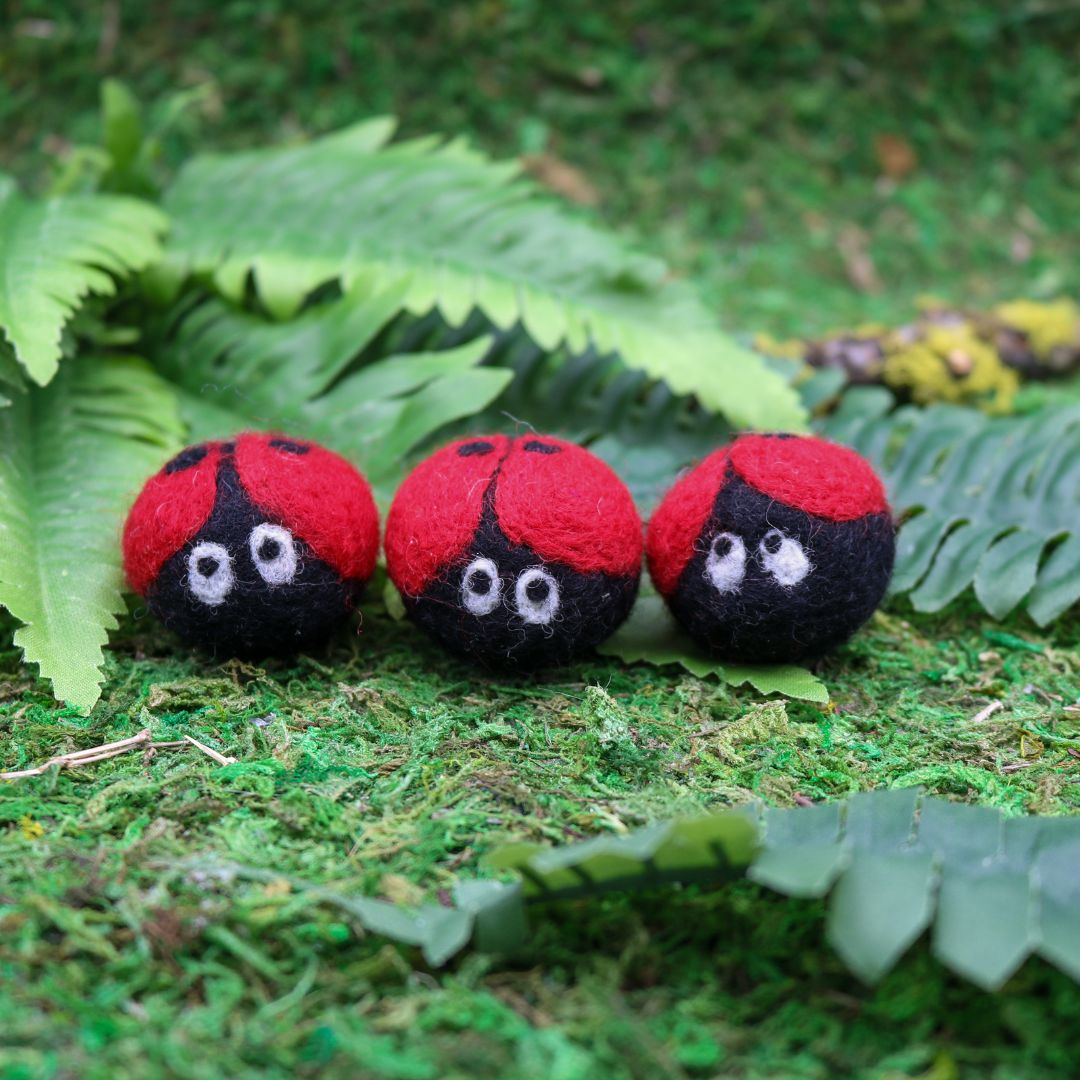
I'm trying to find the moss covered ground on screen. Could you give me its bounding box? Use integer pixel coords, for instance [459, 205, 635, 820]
[3, 4, 1080, 1077]
[2, 592, 1079, 1078]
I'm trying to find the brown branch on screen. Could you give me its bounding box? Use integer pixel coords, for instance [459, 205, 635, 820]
[0, 730, 229, 781]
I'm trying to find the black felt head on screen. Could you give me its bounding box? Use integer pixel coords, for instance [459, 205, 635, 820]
[668, 472, 895, 663]
[147, 458, 356, 657]
[405, 491, 639, 670]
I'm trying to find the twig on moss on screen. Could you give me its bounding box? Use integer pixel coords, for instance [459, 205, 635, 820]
[182, 734, 237, 766]
[971, 701, 1004, 724]
[0, 729, 230, 781]
[1, 729, 156, 780]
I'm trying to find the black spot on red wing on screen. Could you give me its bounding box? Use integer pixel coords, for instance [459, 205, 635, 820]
[458, 441, 495, 457]
[220, 441, 236, 455]
[164, 445, 210, 474]
[269, 438, 310, 455]
[523, 440, 560, 454]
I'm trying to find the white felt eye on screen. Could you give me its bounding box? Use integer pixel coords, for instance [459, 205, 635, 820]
[461, 556, 502, 615]
[187, 541, 234, 606]
[514, 567, 560, 625]
[249, 523, 298, 586]
[759, 529, 811, 587]
[704, 532, 746, 594]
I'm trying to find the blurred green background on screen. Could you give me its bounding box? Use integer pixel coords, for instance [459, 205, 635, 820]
[4, 0, 1079, 336]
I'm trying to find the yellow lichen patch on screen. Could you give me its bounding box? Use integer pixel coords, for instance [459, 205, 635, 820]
[19, 816, 45, 840]
[753, 332, 806, 360]
[882, 324, 1019, 413]
[994, 298, 1080, 360]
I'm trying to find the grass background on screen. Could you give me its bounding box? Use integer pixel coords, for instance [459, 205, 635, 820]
[2, 4, 1080, 1077]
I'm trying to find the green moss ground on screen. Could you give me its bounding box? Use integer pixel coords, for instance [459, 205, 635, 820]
[4, 4, 1080, 1076]
[2, 592, 1079, 1078]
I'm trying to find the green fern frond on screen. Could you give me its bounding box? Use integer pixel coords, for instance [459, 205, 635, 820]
[481, 789, 1080, 989]
[825, 390, 1080, 624]
[597, 593, 831, 702]
[0, 357, 183, 711]
[151, 278, 512, 503]
[0, 174, 167, 386]
[161, 119, 806, 431]
[231, 791, 1079, 991]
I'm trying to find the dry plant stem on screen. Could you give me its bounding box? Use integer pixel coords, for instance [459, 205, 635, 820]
[1, 730, 212, 781]
[971, 701, 1004, 724]
[182, 734, 237, 766]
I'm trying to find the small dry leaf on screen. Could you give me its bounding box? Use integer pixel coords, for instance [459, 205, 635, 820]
[874, 133, 918, 180]
[522, 152, 601, 207]
[836, 225, 882, 293]
[380, 872, 425, 907]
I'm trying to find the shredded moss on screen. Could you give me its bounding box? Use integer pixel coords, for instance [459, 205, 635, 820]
[2, 589, 1078, 1077]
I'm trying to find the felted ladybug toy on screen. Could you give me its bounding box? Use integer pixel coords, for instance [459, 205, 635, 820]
[123, 433, 379, 656]
[385, 434, 643, 668]
[647, 433, 894, 663]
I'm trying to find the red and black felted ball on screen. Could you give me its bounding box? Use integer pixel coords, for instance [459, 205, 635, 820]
[646, 433, 895, 663]
[123, 433, 379, 657]
[385, 435, 643, 668]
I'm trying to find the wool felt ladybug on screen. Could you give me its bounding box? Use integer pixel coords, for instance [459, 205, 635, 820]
[646, 433, 895, 663]
[123, 433, 379, 656]
[385, 435, 643, 668]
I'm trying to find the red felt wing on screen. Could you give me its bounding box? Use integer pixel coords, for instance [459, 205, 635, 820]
[122, 442, 223, 596]
[385, 436, 511, 596]
[645, 448, 730, 597]
[495, 436, 643, 578]
[729, 434, 889, 522]
[235, 433, 380, 582]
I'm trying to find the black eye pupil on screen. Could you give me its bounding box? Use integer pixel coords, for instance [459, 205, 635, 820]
[258, 538, 281, 561]
[764, 533, 783, 553]
[526, 577, 550, 602]
[196, 556, 219, 578]
[469, 570, 493, 595]
[713, 536, 733, 557]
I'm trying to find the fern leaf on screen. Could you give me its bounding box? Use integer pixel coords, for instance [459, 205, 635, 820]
[0, 174, 167, 386]
[485, 813, 758, 900]
[162, 119, 806, 431]
[826, 393, 1080, 624]
[481, 791, 1080, 989]
[751, 790, 1080, 989]
[168, 795, 1080, 987]
[0, 357, 183, 710]
[152, 279, 512, 503]
[597, 593, 830, 703]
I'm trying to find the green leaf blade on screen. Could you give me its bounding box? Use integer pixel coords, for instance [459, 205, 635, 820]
[163, 123, 807, 431]
[0, 357, 182, 710]
[826, 853, 937, 983]
[0, 177, 167, 385]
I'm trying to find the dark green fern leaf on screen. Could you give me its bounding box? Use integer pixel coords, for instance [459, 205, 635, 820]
[825, 390, 1080, 624]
